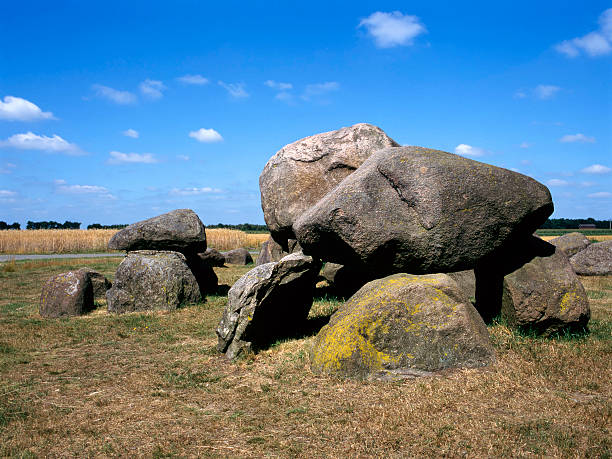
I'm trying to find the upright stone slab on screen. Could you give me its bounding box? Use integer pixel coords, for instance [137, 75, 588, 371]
[108, 209, 206, 254]
[256, 237, 301, 266]
[106, 251, 201, 313]
[260, 123, 399, 248]
[40, 270, 94, 318]
[294, 146, 553, 275]
[77, 268, 111, 300]
[217, 252, 321, 360]
[310, 273, 495, 380]
[501, 243, 590, 335]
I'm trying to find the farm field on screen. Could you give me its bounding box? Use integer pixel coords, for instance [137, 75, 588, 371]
[0, 257, 610, 457]
[0, 229, 269, 254]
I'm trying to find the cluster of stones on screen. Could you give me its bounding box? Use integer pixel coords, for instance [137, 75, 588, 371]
[217, 123, 594, 381]
[105, 209, 217, 313]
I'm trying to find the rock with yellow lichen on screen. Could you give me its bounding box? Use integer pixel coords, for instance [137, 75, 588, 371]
[310, 273, 495, 380]
[501, 241, 590, 335]
[217, 252, 321, 360]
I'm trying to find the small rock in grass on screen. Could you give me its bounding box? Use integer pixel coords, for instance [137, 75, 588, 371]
[40, 270, 94, 318]
[569, 240, 612, 276]
[549, 232, 591, 257]
[224, 248, 253, 265]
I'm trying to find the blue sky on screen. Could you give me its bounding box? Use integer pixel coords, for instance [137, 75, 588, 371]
[1, 1, 610, 227]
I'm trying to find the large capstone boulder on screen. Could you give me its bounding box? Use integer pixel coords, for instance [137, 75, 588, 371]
[256, 237, 301, 266]
[224, 248, 253, 265]
[570, 241, 612, 276]
[217, 252, 321, 360]
[501, 243, 590, 335]
[108, 209, 206, 254]
[294, 146, 553, 275]
[40, 271, 94, 318]
[77, 268, 111, 300]
[106, 251, 201, 313]
[310, 273, 495, 379]
[260, 123, 399, 248]
[549, 232, 591, 257]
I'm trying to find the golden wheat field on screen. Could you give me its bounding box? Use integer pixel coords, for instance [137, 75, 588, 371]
[0, 229, 269, 254]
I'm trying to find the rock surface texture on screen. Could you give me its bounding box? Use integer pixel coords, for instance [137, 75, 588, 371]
[502, 245, 590, 335]
[108, 209, 206, 253]
[447, 270, 477, 303]
[197, 248, 226, 267]
[310, 273, 495, 379]
[106, 251, 201, 313]
[294, 146, 553, 275]
[217, 252, 321, 360]
[570, 241, 612, 276]
[40, 270, 94, 318]
[224, 248, 253, 265]
[77, 268, 111, 300]
[549, 232, 591, 257]
[256, 237, 301, 266]
[260, 123, 399, 247]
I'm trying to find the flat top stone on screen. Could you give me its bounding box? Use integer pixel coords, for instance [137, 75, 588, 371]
[108, 209, 206, 253]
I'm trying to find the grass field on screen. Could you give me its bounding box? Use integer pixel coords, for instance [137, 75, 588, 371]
[536, 229, 612, 241]
[0, 229, 269, 254]
[0, 257, 610, 457]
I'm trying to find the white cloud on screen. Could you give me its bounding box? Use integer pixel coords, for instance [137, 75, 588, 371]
[264, 80, 293, 90]
[107, 151, 158, 164]
[92, 84, 137, 105]
[177, 74, 209, 85]
[588, 191, 612, 198]
[189, 128, 223, 143]
[560, 133, 596, 143]
[581, 164, 611, 174]
[0, 96, 55, 121]
[123, 128, 139, 138]
[0, 190, 17, 197]
[54, 179, 116, 199]
[302, 82, 340, 100]
[218, 81, 249, 98]
[555, 8, 612, 58]
[177, 155, 190, 161]
[0, 162, 16, 174]
[454, 144, 485, 157]
[359, 11, 426, 48]
[275, 92, 294, 102]
[514, 90, 527, 99]
[580, 181, 595, 187]
[547, 179, 570, 187]
[170, 187, 222, 195]
[139, 79, 166, 99]
[1, 132, 83, 155]
[534, 84, 561, 99]
[519, 142, 531, 149]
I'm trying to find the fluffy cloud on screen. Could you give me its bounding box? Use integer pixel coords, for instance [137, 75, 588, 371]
[218, 81, 249, 98]
[560, 133, 596, 143]
[1, 132, 83, 154]
[177, 155, 190, 161]
[0, 190, 17, 197]
[359, 11, 426, 48]
[264, 80, 293, 91]
[302, 82, 340, 100]
[0, 162, 16, 174]
[92, 84, 137, 105]
[0, 96, 54, 121]
[547, 179, 570, 187]
[534, 85, 561, 100]
[588, 191, 612, 198]
[170, 187, 222, 195]
[54, 179, 109, 194]
[177, 74, 209, 85]
[454, 144, 485, 157]
[555, 8, 612, 57]
[107, 151, 158, 164]
[139, 79, 166, 99]
[519, 142, 531, 149]
[123, 128, 139, 138]
[189, 128, 223, 143]
[581, 164, 611, 174]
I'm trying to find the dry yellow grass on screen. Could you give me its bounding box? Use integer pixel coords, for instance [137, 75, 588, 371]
[540, 235, 612, 242]
[0, 229, 269, 254]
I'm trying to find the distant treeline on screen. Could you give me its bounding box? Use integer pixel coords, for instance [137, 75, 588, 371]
[541, 218, 610, 229]
[26, 220, 81, 230]
[207, 223, 269, 233]
[0, 221, 20, 230]
[87, 223, 128, 229]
